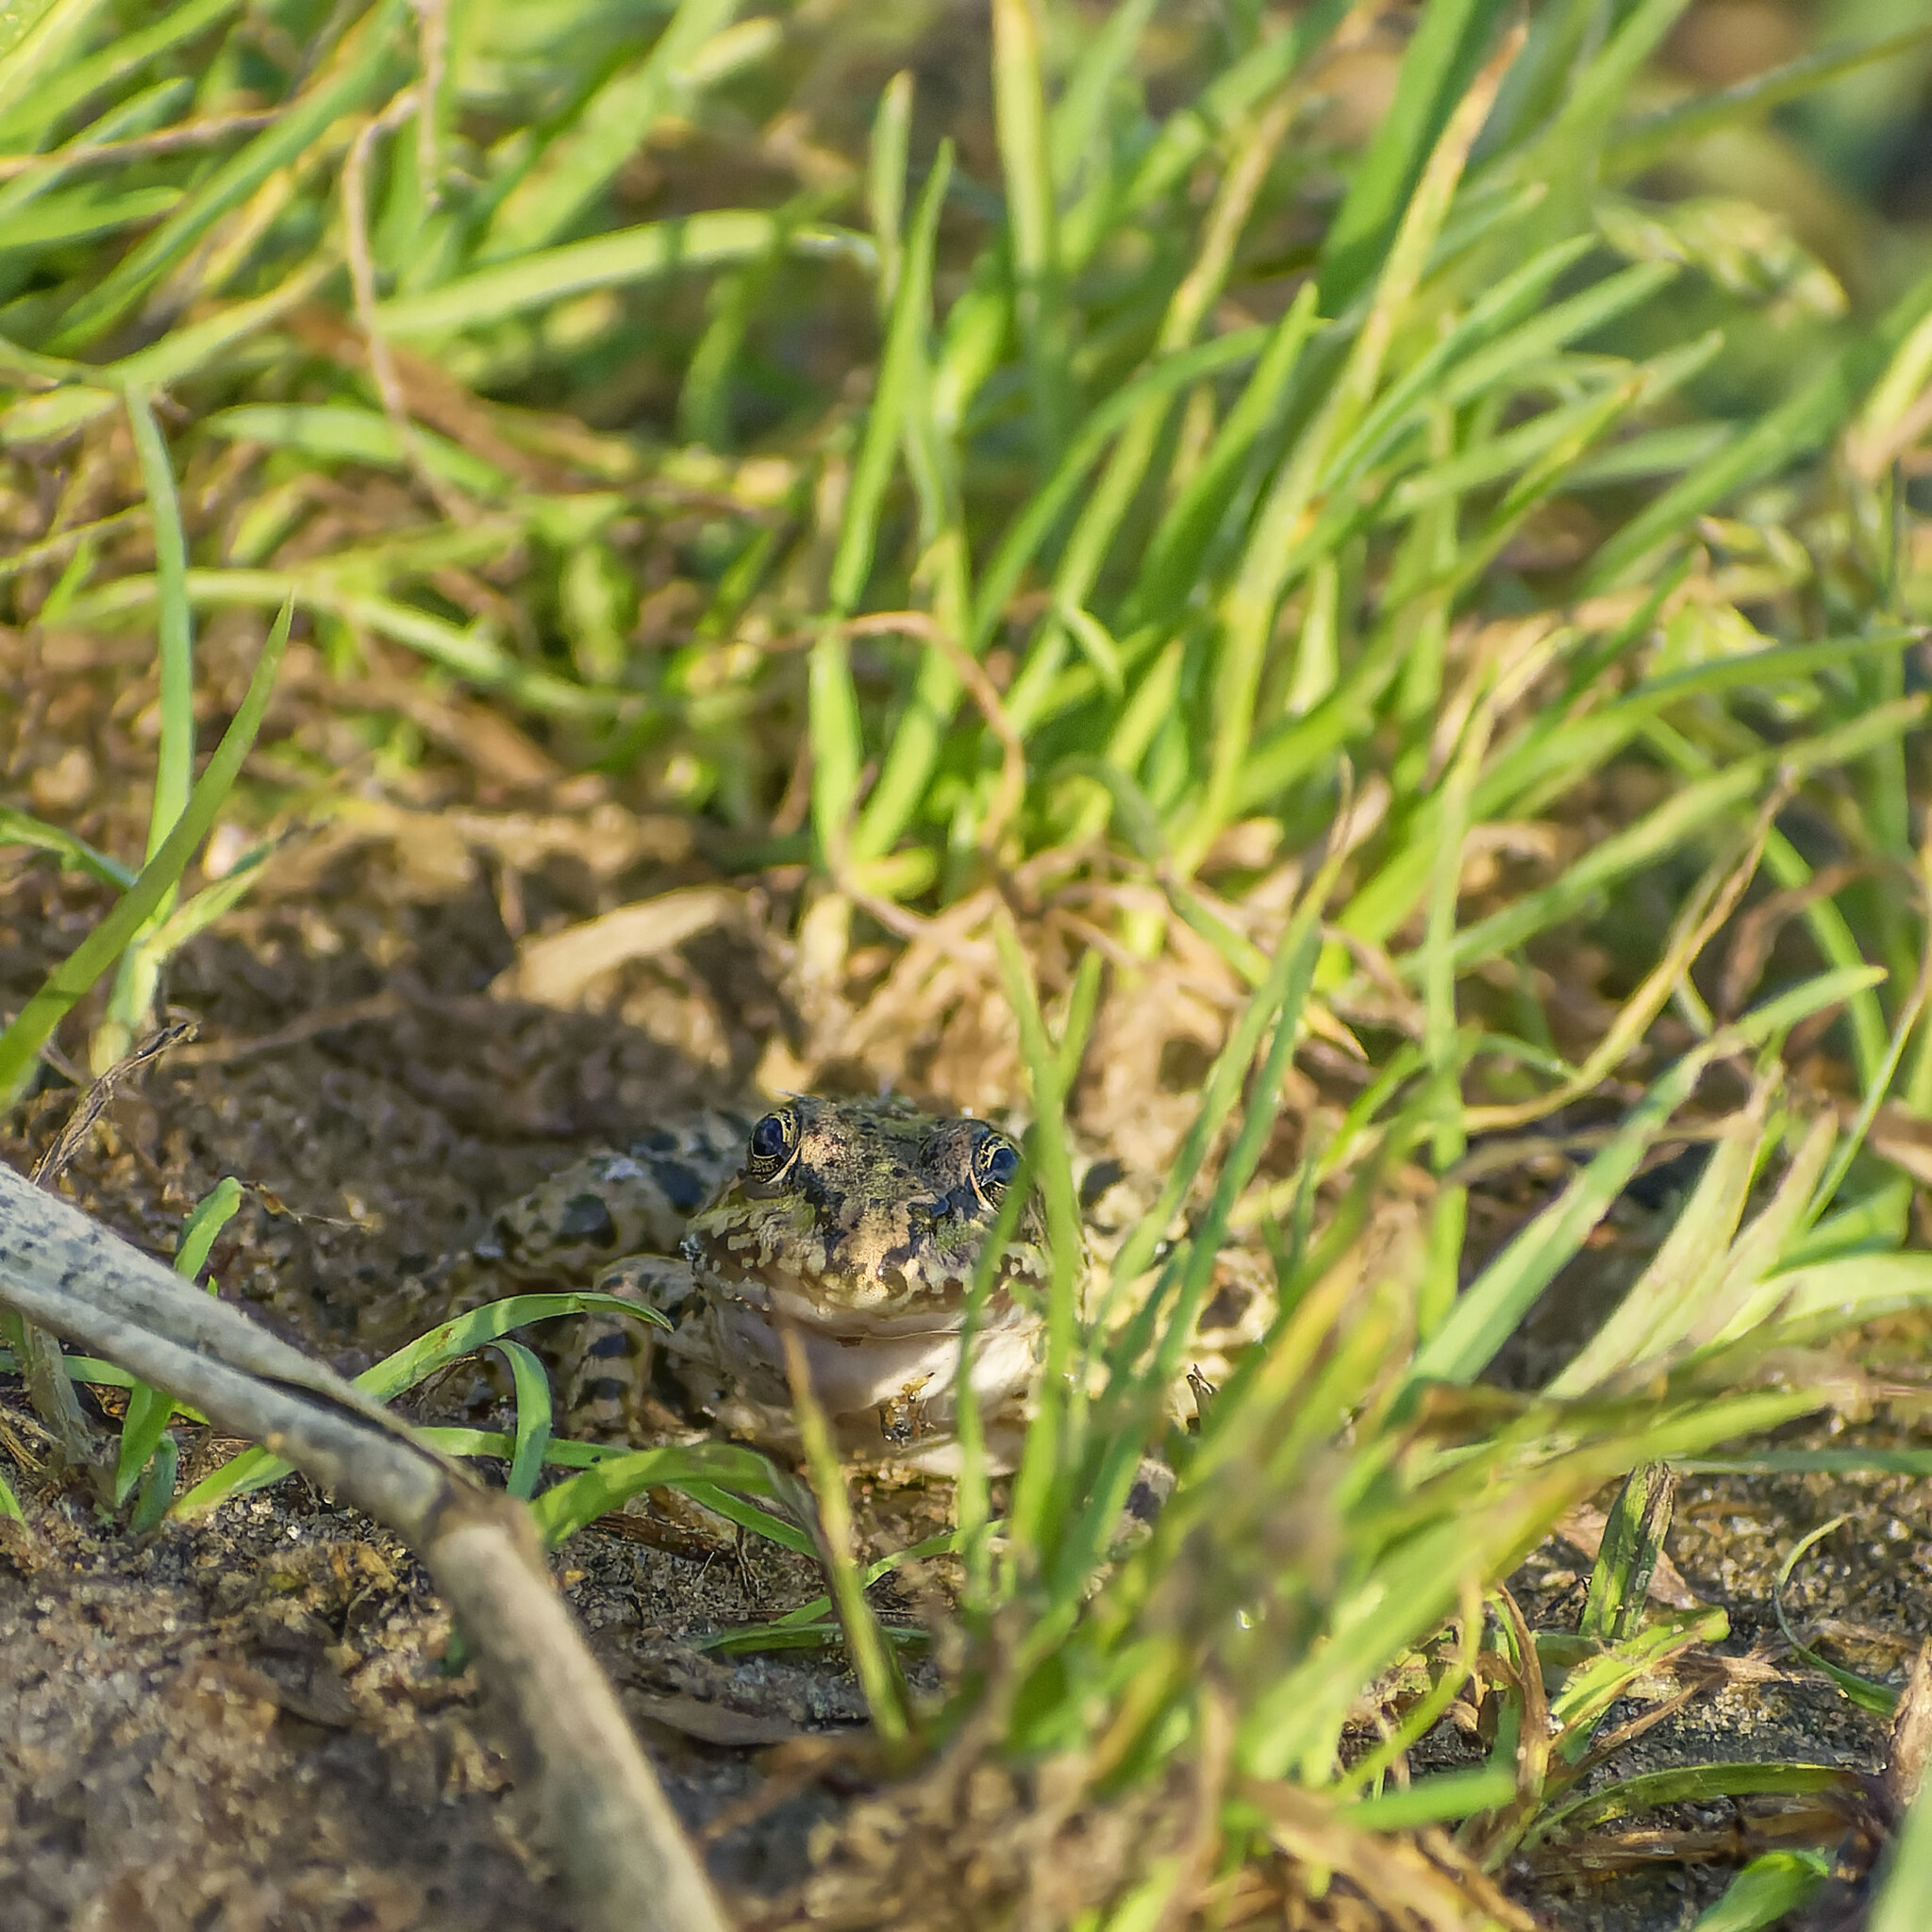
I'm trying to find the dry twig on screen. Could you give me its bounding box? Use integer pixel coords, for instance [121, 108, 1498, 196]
[0, 1159, 729, 1932]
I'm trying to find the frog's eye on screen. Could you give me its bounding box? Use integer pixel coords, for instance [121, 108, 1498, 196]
[971, 1130, 1022, 1208]
[747, 1108, 799, 1180]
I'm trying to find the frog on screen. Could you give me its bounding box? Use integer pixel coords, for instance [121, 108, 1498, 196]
[479, 1094, 1051, 1474]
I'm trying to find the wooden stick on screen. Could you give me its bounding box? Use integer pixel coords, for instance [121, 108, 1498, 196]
[0, 1158, 729, 1932]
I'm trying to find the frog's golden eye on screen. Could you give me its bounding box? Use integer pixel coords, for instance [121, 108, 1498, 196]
[747, 1108, 800, 1180]
[971, 1129, 1022, 1208]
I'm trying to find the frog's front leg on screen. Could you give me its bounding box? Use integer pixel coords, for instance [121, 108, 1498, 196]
[563, 1251, 699, 1441]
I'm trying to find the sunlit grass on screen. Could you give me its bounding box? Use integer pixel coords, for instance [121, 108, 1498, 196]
[4, 0, 1932, 1922]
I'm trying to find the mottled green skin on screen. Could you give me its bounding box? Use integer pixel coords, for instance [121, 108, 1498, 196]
[683, 1095, 1048, 1321]
[490, 1096, 1047, 1469]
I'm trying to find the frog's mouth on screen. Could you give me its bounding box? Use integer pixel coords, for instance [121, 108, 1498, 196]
[695, 1291, 1040, 1422]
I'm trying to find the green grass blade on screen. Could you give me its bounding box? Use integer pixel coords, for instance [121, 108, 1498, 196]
[379, 211, 874, 339]
[1117, 0, 1353, 220]
[0, 808, 136, 889]
[173, 1289, 664, 1513]
[527, 1441, 800, 1548]
[0, 0, 110, 128]
[1607, 25, 1932, 176]
[48, 0, 410, 351]
[1871, 1757, 1932, 1932]
[844, 134, 972, 863]
[482, 0, 739, 259]
[0, 601, 291, 1106]
[995, 913, 1086, 1566]
[1341, 1763, 1518, 1829]
[1316, 0, 1511, 312]
[123, 390, 193, 858]
[823, 142, 952, 862]
[1587, 261, 1932, 588]
[1688, 1854, 1831, 1932]
[116, 1177, 242, 1507]
[991, 0, 1067, 457]
[486, 1340, 553, 1502]
[1410, 969, 1883, 1387]
[0, 0, 240, 148]
[969, 325, 1265, 648]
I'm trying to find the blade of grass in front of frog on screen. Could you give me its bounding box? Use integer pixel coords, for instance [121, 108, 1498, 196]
[995, 911, 1087, 1569]
[954, 1140, 1033, 1618]
[400, 1430, 813, 1557]
[1408, 966, 1883, 1390]
[0, 1460, 25, 1526]
[174, 1290, 667, 1511]
[1094, 916, 1308, 1337]
[698, 1524, 974, 1654]
[780, 1322, 911, 1751]
[116, 1176, 242, 1507]
[527, 1441, 805, 1549]
[358, 1291, 668, 1404]
[0, 599, 291, 1108]
[486, 1341, 553, 1503]
[1047, 914, 1320, 1618]
[1101, 818, 1344, 1378]
[127, 1435, 178, 1535]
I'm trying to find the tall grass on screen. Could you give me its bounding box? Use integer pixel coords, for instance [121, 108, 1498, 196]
[6, 0, 1932, 1923]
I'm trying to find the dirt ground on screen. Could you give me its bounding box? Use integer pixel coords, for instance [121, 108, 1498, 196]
[6, 625, 1932, 1931]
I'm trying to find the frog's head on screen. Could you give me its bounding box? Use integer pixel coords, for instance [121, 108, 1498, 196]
[680, 1094, 1049, 1326]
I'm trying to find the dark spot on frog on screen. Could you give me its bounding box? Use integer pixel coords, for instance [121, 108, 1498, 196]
[1623, 1141, 1712, 1211]
[630, 1128, 680, 1156]
[649, 1159, 709, 1214]
[557, 1192, 619, 1246]
[1080, 1158, 1125, 1210]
